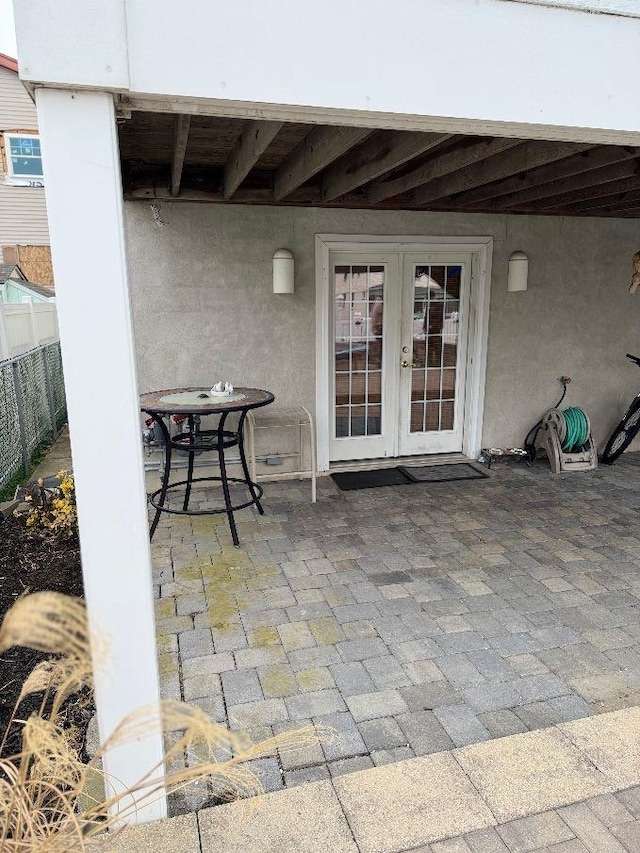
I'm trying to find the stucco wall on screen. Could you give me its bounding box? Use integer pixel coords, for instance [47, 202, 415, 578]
[126, 202, 640, 455]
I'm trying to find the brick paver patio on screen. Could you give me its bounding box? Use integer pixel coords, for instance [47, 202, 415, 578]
[149, 453, 640, 810]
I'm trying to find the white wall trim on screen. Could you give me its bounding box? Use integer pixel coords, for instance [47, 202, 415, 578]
[315, 234, 493, 471]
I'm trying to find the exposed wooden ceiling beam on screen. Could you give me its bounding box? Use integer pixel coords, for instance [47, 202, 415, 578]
[222, 120, 283, 199]
[450, 146, 639, 208]
[273, 126, 371, 201]
[413, 141, 594, 206]
[368, 137, 521, 203]
[170, 115, 191, 197]
[522, 174, 640, 211]
[545, 187, 640, 215]
[596, 207, 640, 218]
[321, 131, 451, 201]
[498, 157, 640, 210]
[126, 182, 369, 207]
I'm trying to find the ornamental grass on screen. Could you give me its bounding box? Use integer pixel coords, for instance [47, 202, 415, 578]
[0, 591, 325, 852]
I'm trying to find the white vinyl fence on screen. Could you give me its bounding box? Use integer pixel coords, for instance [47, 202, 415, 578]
[0, 300, 59, 360]
[0, 339, 66, 497]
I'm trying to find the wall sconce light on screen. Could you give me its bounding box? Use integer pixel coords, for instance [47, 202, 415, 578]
[273, 248, 295, 294]
[508, 250, 528, 292]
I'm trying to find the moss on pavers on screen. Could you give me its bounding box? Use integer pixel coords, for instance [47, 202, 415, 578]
[333, 752, 496, 853]
[454, 727, 611, 823]
[560, 706, 640, 789]
[197, 780, 358, 853]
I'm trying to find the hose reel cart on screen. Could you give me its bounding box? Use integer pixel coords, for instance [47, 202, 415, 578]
[538, 407, 597, 473]
[525, 378, 597, 474]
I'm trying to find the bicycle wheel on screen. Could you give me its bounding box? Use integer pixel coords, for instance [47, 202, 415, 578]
[601, 397, 640, 464]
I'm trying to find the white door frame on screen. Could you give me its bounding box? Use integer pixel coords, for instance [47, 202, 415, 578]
[315, 234, 493, 472]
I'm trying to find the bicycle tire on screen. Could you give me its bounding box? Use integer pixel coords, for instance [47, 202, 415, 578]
[601, 396, 640, 464]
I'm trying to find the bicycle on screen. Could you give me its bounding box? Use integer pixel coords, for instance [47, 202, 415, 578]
[601, 353, 640, 464]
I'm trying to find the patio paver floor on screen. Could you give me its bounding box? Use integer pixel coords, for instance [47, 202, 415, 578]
[149, 452, 640, 809]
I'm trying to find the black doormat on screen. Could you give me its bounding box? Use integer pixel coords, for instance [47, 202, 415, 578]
[398, 462, 489, 483]
[331, 468, 411, 490]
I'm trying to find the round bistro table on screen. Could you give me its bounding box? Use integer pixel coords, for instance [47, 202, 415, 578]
[140, 387, 274, 546]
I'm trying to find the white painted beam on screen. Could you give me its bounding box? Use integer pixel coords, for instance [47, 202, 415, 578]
[35, 88, 166, 824]
[14, 0, 129, 88]
[14, 1, 640, 142]
[504, 0, 640, 17]
[170, 114, 191, 197]
[223, 120, 282, 199]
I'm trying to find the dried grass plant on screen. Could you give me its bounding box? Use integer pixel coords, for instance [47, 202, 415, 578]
[0, 592, 327, 852]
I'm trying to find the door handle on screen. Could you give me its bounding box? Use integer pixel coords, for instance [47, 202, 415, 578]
[401, 359, 416, 368]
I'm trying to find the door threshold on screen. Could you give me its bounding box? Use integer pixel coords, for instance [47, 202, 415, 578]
[328, 453, 472, 474]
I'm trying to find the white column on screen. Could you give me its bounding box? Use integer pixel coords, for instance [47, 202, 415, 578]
[35, 88, 166, 823]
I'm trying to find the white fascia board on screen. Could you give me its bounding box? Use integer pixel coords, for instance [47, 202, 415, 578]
[13, 0, 129, 89]
[14, 0, 640, 137]
[122, 0, 640, 135]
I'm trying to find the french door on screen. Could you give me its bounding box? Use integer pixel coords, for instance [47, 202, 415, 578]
[329, 250, 472, 462]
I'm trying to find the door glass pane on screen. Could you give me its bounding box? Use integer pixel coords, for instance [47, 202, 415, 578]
[410, 264, 461, 433]
[334, 264, 384, 438]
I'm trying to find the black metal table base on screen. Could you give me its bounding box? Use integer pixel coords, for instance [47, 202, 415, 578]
[146, 409, 264, 547]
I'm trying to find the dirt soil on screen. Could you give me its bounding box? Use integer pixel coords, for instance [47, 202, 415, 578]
[0, 513, 90, 757]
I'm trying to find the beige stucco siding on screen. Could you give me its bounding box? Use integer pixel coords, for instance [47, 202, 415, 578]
[125, 202, 640, 454]
[0, 66, 50, 246]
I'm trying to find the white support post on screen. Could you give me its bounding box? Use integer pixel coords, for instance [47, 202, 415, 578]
[35, 89, 166, 823]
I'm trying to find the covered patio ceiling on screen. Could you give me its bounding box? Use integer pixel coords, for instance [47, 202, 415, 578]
[119, 112, 640, 218]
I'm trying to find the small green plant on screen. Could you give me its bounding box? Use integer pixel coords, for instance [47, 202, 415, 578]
[15, 470, 77, 540]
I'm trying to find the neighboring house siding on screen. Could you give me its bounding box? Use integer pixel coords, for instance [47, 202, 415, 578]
[0, 183, 49, 245]
[0, 66, 50, 246]
[0, 66, 38, 130]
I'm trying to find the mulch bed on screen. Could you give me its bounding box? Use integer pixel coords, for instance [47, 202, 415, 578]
[0, 512, 91, 758]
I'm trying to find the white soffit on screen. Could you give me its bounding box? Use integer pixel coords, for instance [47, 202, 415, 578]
[13, 0, 129, 89]
[504, 0, 640, 16]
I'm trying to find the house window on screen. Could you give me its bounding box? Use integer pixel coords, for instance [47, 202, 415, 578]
[3, 133, 44, 185]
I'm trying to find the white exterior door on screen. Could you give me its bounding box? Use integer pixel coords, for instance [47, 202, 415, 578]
[398, 253, 471, 456]
[328, 248, 472, 462]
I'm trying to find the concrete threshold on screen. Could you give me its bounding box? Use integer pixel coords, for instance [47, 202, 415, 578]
[329, 452, 472, 474]
[91, 705, 640, 852]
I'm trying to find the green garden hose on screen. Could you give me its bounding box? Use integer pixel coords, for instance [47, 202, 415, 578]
[561, 407, 590, 452]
